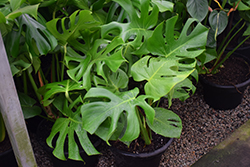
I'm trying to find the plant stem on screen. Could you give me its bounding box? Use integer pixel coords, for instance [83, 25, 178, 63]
[61, 45, 67, 81]
[136, 107, 151, 145]
[26, 71, 41, 102]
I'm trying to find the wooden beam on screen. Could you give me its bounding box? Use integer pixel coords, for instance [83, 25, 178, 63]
[0, 32, 37, 167]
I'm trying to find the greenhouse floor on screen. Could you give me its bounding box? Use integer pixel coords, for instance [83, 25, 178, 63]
[192, 118, 250, 167]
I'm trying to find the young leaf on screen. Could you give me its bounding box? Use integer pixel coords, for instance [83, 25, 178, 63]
[81, 87, 155, 143]
[187, 0, 208, 22]
[152, 0, 174, 12]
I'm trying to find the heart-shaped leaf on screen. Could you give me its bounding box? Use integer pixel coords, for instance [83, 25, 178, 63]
[209, 10, 228, 37]
[187, 0, 208, 22]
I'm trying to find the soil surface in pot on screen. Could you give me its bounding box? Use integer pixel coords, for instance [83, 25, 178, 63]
[0, 136, 11, 153]
[203, 55, 250, 85]
[111, 132, 170, 154]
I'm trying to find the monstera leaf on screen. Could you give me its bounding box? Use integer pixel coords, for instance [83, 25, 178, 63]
[46, 10, 100, 46]
[101, 0, 160, 50]
[18, 14, 57, 56]
[147, 107, 182, 138]
[47, 95, 99, 161]
[40, 79, 84, 103]
[65, 37, 125, 90]
[81, 87, 154, 143]
[131, 16, 208, 100]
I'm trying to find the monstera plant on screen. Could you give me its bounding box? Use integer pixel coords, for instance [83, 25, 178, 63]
[32, 0, 210, 162]
[0, 0, 209, 163]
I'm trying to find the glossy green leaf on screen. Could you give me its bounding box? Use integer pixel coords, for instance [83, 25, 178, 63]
[40, 79, 84, 102]
[152, 0, 174, 12]
[10, 0, 25, 11]
[209, 10, 228, 37]
[147, 107, 182, 138]
[131, 16, 208, 99]
[47, 96, 100, 161]
[187, 0, 208, 22]
[81, 88, 154, 142]
[18, 14, 57, 56]
[46, 10, 100, 46]
[6, 4, 39, 20]
[66, 37, 125, 90]
[93, 68, 129, 93]
[101, 0, 159, 49]
[0, 113, 6, 142]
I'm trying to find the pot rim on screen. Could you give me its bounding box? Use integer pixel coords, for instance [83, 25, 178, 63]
[200, 52, 250, 89]
[111, 138, 173, 158]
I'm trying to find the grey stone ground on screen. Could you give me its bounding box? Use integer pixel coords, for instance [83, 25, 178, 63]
[31, 85, 250, 167]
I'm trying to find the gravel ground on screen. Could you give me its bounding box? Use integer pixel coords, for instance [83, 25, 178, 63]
[31, 84, 250, 167]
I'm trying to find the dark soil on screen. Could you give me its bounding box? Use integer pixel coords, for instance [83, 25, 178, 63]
[111, 132, 170, 154]
[0, 136, 11, 154]
[203, 55, 250, 86]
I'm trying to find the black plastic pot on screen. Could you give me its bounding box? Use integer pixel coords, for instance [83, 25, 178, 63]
[0, 139, 18, 167]
[111, 138, 173, 167]
[36, 120, 100, 167]
[200, 53, 250, 110]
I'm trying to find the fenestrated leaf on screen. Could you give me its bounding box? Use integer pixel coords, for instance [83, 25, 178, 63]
[101, 0, 159, 50]
[6, 4, 39, 21]
[47, 96, 100, 161]
[65, 37, 125, 90]
[40, 79, 84, 102]
[46, 10, 100, 46]
[18, 14, 57, 56]
[93, 68, 129, 93]
[187, 0, 208, 22]
[147, 107, 182, 138]
[81, 87, 155, 143]
[209, 10, 228, 37]
[131, 16, 208, 99]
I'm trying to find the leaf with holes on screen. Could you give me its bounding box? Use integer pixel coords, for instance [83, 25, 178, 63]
[131, 16, 208, 100]
[81, 87, 154, 142]
[46, 10, 100, 46]
[101, 0, 159, 50]
[39, 80, 84, 102]
[65, 37, 125, 90]
[47, 96, 99, 161]
[147, 107, 182, 138]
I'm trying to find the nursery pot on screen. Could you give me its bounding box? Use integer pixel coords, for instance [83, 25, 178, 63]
[200, 53, 250, 110]
[0, 137, 18, 167]
[36, 120, 100, 167]
[111, 138, 173, 167]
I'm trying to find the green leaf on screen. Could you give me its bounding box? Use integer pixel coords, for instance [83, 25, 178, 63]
[243, 24, 250, 36]
[147, 107, 182, 138]
[65, 37, 125, 90]
[101, 0, 159, 50]
[93, 68, 129, 93]
[81, 88, 155, 143]
[0, 12, 6, 23]
[6, 4, 39, 20]
[18, 92, 41, 119]
[0, 113, 6, 142]
[47, 96, 100, 161]
[151, 0, 174, 12]
[18, 14, 57, 56]
[46, 10, 100, 46]
[40, 80, 84, 102]
[10, 0, 25, 11]
[187, 0, 208, 22]
[131, 16, 208, 99]
[209, 10, 228, 37]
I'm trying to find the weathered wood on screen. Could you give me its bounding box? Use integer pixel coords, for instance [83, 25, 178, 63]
[0, 32, 37, 166]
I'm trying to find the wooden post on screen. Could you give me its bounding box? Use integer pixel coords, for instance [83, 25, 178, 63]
[0, 32, 37, 166]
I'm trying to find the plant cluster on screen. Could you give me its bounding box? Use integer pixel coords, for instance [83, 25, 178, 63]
[0, 0, 211, 162]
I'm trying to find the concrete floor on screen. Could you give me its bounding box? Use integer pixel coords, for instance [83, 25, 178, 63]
[192, 119, 250, 167]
